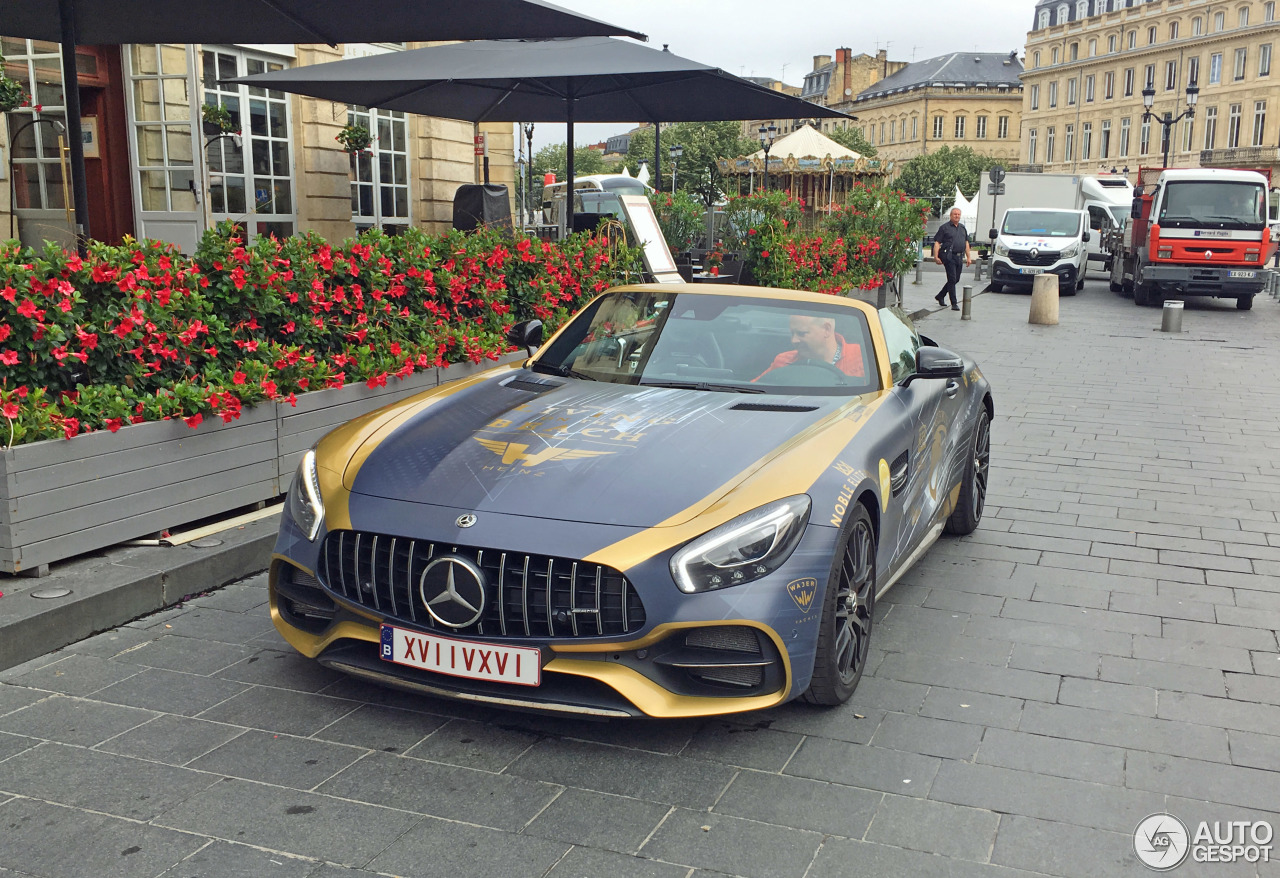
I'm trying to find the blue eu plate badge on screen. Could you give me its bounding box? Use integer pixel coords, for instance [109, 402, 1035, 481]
[380, 625, 393, 659]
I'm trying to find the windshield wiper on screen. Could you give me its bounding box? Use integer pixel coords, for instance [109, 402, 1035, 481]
[639, 379, 764, 393]
[529, 361, 598, 381]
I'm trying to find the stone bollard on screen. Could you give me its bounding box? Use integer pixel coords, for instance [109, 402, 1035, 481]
[962, 284, 973, 320]
[914, 258, 923, 285]
[973, 258, 983, 282]
[1160, 299, 1184, 332]
[1029, 273, 1059, 325]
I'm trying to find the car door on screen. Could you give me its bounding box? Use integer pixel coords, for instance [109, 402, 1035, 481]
[876, 308, 966, 575]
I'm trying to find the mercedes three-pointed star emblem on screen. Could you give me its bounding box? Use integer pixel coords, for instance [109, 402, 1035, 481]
[418, 556, 486, 628]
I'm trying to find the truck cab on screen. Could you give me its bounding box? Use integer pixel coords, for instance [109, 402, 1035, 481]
[989, 208, 1091, 295]
[1079, 175, 1134, 268]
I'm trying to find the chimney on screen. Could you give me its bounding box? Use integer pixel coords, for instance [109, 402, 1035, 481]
[837, 47, 853, 101]
[814, 54, 832, 70]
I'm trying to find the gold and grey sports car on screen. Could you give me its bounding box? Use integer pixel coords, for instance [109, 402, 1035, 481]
[270, 285, 992, 718]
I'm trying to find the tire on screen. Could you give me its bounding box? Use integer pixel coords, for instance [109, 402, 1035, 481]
[1109, 280, 1124, 293]
[803, 504, 876, 706]
[1076, 273, 1085, 291]
[1134, 282, 1152, 306]
[1237, 296, 1254, 311]
[945, 408, 990, 536]
[988, 282, 1003, 293]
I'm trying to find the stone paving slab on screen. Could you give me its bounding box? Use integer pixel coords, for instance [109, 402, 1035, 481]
[1, 279, 1280, 876]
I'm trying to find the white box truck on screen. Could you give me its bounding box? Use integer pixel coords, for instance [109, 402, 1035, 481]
[976, 172, 1134, 269]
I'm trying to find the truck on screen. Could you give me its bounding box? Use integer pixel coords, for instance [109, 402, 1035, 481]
[541, 173, 653, 239]
[975, 171, 1134, 270]
[987, 207, 1091, 295]
[1102, 167, 1275, 310]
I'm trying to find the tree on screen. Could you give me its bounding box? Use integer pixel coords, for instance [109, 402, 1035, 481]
[894, 146, 996, 214]
[824, 124, 877, 158]
[622, 121, 756, 206]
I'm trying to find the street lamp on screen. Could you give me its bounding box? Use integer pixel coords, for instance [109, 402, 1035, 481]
[758, 123, 778, 191]
[523, 122, 536, 225]
[1142, 83, 1198, 169]
[668, 143, 683, 192]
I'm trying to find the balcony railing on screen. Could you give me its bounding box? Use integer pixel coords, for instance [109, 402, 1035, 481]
[1200, 147, 1280, 167]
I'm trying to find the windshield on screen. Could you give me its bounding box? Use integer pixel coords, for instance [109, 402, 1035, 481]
[531, 290, 879, 395]
[1001, 210, 1082, 237]
[601, 179, 648, 195]
[1108, 204, 1128, 225]
[1159, 181, 1266, 229]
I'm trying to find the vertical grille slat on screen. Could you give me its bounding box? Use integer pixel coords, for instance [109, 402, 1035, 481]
[316, 531, 644, 640]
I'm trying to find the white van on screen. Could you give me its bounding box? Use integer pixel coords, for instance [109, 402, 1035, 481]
[542, 173, 653, 238]
[988, 208, 1091, 295]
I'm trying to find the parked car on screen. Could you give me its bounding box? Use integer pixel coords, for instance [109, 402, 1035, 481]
[988, 207, 1091, 295]
[270, 285, 994, 718]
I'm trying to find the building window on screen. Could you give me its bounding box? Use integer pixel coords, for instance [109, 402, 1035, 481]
[1031, 83, 1040, 109]
[1070, 42, 1079, 61]
[1120, 116, 1131, 155]
[1181, 116, 1194, 152]
[1058, 2, 1069, 23]
[1209, 52, 1223, 83]
[998, 115, 1010, 138]
[1046, 126, 1056, 161]
[1104, 71, 1115, 99]
[6, 41, 72, 216]
[1039, 9, 1051, 28]
[1235, 47, 1248, 80]
[911, 116, 918, 140]
[1108, 35, 1117, 53]
[955, 116, 966, 139]
[1165, 60, 1178, 90]
[1148, 25, 1157, 44]
[1089, 39, 1098, 57]
[1053, 47, 1060, 64]
[1064, 123, 1075, 160]
[933, 115, 944, 139]
[1086, 74, 1096, 101]
[1067, 77, 1078, 105]
[1253, 100, 1267, 146]
[349, 106, 409, 231]
[1140, 118, 1150, 154]
[879, 121, 885, 144]
[1192, 16, 1203, 35]
[1078, 0, 1089, 19]
[1228, 102, 1242, 147]
[1187, 56, 1200, 85]
[1214, 11, 1225, 31]
[1124, 67, 1135, 95]
[1262, 44, 1273, 77]
[1169, 20, 1179, 39]
[202, 47, 296, 241]
[1034, 50, 1042, 68]
[901, 118, 907, 141]
[1029, 128, 1038, 164]
[1239, 6, 1250, 27]
[1144, 64, 1155, 89]
[1203, 105, 1218, 148]
[1049, 80, 1059, 107]
[1127, 29, 1137, 49]
[1100, 119, 1111, 158]
[1268, 2, 1276, 22]
[1082, 121, 1093, 159]
[976, 115, 988, 138]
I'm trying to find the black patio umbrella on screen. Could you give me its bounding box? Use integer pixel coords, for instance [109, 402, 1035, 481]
[5, 0, 645, 249]
[232, 36, 851, 230]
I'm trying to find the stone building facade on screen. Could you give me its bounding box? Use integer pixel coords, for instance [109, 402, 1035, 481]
[1020, 0, 1280, 176]
[743, 49, 907, 138]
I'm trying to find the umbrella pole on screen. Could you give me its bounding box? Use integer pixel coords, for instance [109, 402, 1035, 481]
[58, 0, 90, 254]
[565, 79, 574, 237]
[653, 122, 660, 193]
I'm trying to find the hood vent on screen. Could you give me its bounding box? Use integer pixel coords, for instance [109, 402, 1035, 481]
[729, 402, 820, 413]
[502, 376, 564, 393]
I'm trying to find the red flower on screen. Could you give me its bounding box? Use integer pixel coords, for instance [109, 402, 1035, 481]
[232, 371, 247, 385]
[1, 403, 18, 420]
[0, 351, 18, 366]
[105, 418, 124, 433]
[62, 418, 80, 440]
[183, 413, 203, 429]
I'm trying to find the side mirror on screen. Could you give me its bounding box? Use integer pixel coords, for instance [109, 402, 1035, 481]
[902, 346, 965, 386]
[1082, 230, 1091, 243]
[988, 228, 998, 241]
[506, 319, 543, 356]
[1131, 195, 1144, 220]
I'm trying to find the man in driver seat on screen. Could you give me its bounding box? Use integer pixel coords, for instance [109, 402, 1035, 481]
[755, 315, 864, 381]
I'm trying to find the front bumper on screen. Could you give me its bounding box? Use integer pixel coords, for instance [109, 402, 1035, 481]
[992, 259, 1078, 290]
[1140, 263, 1266, 297]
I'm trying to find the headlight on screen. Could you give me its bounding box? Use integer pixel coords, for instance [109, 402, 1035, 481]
[671, 496, 811, 594]
[995, 242, 1010, 257]
[1059, 243, 1079, 258]
[287, 449, 325, 541]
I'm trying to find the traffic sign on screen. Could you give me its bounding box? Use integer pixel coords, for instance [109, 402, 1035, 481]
[987, 182, 1005, 195]
[989, 165, 1006, 184]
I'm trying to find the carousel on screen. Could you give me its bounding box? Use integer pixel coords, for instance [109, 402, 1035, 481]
[717, 124, 891, 210]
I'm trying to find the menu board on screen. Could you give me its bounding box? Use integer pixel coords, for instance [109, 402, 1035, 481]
[617, 194, 681, 282]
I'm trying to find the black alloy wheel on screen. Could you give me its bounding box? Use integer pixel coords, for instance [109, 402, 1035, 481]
[945, 408, 990, 535]
[804, 505, 875, 705]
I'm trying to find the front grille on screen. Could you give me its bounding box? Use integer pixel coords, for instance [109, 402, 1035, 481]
[320, 530, 645, 639]
[1009, 249, 1059, 267]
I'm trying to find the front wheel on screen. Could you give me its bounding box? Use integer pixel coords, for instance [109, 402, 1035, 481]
[804, 505, 876, 706]
[946, 408, 990, 535]
[1237, 296, 1254, 311]
[988, 282, 1003, 293]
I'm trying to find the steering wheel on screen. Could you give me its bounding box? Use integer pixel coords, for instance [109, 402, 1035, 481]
[759, 359, 850, 385]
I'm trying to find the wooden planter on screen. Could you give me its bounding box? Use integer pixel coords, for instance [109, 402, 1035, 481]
[0, 354, 523, 576]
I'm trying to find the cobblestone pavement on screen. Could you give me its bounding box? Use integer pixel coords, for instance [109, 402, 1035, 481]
[2, 277, 1279, 878]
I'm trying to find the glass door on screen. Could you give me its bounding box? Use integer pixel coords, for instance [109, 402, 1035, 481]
[349, 106, 409, 233]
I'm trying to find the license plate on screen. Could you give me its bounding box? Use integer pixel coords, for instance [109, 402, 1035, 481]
[1229, 270, 1257, 278]
[1019, 267, 1044, 275]
[380, 625, 541, 687]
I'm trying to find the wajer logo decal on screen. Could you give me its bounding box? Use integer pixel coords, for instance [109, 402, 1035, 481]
[787, 578, 817, 613]
[474, 438, 614, 468]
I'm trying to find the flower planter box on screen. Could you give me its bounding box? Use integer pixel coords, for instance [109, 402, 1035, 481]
[0, 354, 524, 576]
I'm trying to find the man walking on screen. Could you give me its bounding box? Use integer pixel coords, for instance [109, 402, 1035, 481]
[932, 207, 973, 311]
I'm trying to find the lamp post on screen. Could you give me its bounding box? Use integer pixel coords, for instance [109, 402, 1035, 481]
[523, 122, 535, 225]
[758, 123, 778, 191]
[1142, 83, 1198, 169]
[668, 143, 683, 192]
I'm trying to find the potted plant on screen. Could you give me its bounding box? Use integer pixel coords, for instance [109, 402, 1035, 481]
[336, 123, 375, 154]
[201, 102, 237, 136]
[0, 56, 31, 114]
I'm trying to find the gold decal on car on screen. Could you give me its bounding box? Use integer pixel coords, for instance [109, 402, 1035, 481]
[474, 438, 615, 467]
[786, 578, 817, 613]
[878, 459, 891, 512]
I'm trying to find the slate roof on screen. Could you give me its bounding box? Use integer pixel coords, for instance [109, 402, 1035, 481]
[855, 52, 1023, 102]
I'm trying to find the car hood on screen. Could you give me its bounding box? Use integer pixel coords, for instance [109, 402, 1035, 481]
[342, 372, 844, 527]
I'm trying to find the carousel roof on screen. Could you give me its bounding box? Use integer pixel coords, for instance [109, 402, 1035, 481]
[748, 124, 860, 161]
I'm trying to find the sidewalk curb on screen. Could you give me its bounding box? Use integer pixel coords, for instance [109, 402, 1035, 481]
[0, 512, 279, 671]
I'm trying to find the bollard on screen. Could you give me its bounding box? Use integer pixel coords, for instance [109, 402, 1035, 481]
[1160, 299, 1184, 332]
[914, 258, 923, 285]
[962, 284, 973, 320]
[973, 258, 983, 282]
[1029, 273, 1059, 325]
